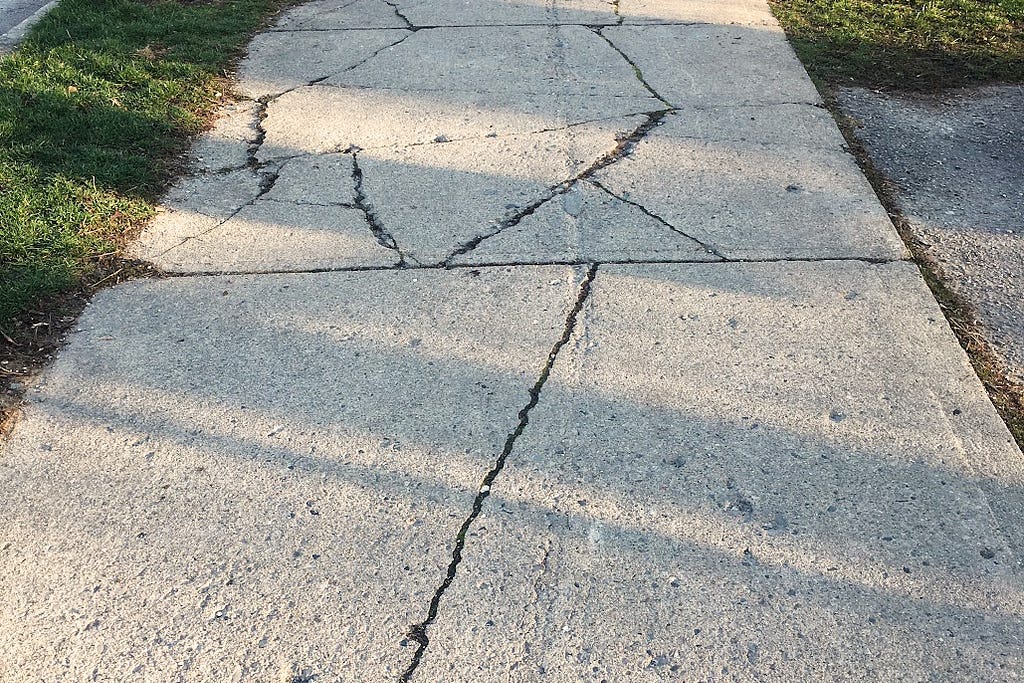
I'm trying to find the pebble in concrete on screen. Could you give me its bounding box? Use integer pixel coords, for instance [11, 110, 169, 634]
[413, 261, 1024, 681]
[0, 266, 588, 680]
[451, 180, 719, 265]
[594, 111, 908, 260]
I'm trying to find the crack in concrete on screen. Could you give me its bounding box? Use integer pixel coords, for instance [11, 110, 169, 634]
[152, 105, 281, 259]
[348, 147, 412, 265]
[381, 0, 418, 30]
[439, 109, 670, 265]
[593, 28, 672, 107]
[587, 179, 727, 259]
[337, 29, 415, 75]
[397, 263, 599, 683]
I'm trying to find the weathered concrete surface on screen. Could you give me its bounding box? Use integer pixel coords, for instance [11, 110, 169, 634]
[236, 28, 410, 99]
[357, 117, 645, 264]
[257, 87, 660, 159]
[594, 112, 907, 260]
[331, 26, 651, 97]
[15, 0, 1024, 679]
[451, 180, 719, 265]
[603, 24, 821, 107]
[415, 261, 1024, 681]
[395, 0, 617, 26]
[271, 0, 408, 31]
[619, 0, 777, 25]
[152, 200, 399, 274]
[0, 266, 587, 680]
[187, 101, 263, 174]
[840, 86, 1024, 385]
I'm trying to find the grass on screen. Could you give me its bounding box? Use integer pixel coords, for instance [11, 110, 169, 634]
[770, 0, 1024, 89]
[0, 0, 291, 329]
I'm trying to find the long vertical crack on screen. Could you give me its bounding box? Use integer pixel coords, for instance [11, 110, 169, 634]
[398, 264, 599, 682]
[440, 110, 671, 265]
[349, 148, 411, 266]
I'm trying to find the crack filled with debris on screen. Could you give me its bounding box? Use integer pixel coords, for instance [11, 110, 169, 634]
[348, 147, 411, 266]
[397, 263, 598, 682]
[440, 110, 670, 265]
[587, 179, 727, 259]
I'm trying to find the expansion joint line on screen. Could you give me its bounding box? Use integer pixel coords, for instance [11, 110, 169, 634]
[439, 109, 670, 265]
[348, 147, 410, 266]
[398, 264, 599, 682]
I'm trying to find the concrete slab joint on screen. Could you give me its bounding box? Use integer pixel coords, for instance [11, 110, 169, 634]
[6, 0, 1024, 680]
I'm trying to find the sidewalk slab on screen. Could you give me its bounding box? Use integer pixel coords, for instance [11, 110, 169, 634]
[236, 28, 410, 99]
[331, 26, 651, 97]
[619, 0, 778, 25]
[257, 87, 660, 159]
[272, 0, 408, 31]
[451, 180, 719, 265]
[0, 266, 586, 680]
[594, 113, 908, 260]
[603, 24, 821, 106]
[356, 117, 644, 264]
[395, 0, 618, 26]
[414, 260, 1024, 681]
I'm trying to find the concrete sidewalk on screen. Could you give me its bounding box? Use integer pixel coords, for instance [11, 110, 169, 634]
[2, 0, 1023, 680]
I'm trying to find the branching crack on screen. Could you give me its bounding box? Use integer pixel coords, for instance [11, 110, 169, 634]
[348, 147, 410, 265]
[440, 110, 670, 265]
[593, 28, 671, 107]
[588, 179, 728, 259]
[397, 264, 598, 682]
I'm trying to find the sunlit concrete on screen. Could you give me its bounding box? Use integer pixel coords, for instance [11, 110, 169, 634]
[451, 180, 720, 265]
[237, 28, 410, 99]
[10, 0, 1024, 679]
[594, 113, 908, 260]
[0, 266, 586, 680]
[415, 261, 1024, 681]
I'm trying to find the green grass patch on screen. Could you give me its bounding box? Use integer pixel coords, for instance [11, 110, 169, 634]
[770, 0, 1024, 89]
[0, 0, 290, 327]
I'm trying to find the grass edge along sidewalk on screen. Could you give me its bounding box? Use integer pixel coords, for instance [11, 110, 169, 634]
[0, 0, 293, 414]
